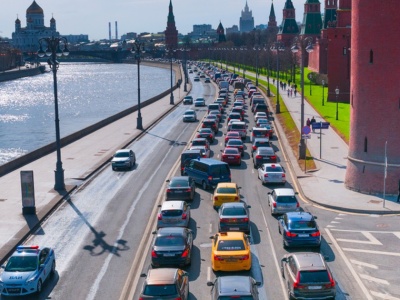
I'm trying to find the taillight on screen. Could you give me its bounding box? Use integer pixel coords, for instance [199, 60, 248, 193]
[186, 188, 191, 192]
[252, 146, 257, 150]
[293, 272, 306, 289]
[286, 231, 297, 237]
[282, 173, 286, 178]
[214, 255, 223, 261]
[271, 155, 277, 161]
[236, 155, 240, 159]
[166, 188, 171, 193]
[264, 174, 269, 178]
[296, 201, 299, 207]
[208, 176, 212, 181]
[311, 231, 321, 237]
[327, 271, 336, 288]
[209, 134, 213, 138]
[239, 254, 250, 260]
[273, 202, 277, 207]
[234, 196, 238, 201]
[182, 213, 187, 220]
[202, 124, 205, 128]
[151, 250, 157, 258]
[158, 213, 162, 220]
[255, 155, 262, 159]
[214, 196, 218, 201]
[242, 218, 249, 222]
[220, 218, 229, 223]
[181, 249, 189, 257]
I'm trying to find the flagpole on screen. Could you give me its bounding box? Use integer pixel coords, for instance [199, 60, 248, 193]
[383, 141, 387, 208]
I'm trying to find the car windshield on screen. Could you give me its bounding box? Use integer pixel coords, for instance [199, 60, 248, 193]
[265, 166, 283, 172]
[218, 297, 254, 300]
[217, 240, 245, 251]
[5, 256, 37, 272]
[231, 124, 245, 130]
[200, 129, 212, 133]
[155, 236, 185, 247]
[115, 152, 129, 158]
[216, 187, 237, 194]
[143, 284, 178, 296]
[224, 149, 239, 154]
[228, 140, 242, 146]
[299, 270, 330, 283]
[170, 179, 189, 187]
[289, 220, 316, 230]
[192, 140, 205, 146]
[162, 209, 183, 217]
[276, 195, 297, 203]
[221, 207, 246, 216]
[185, 111, 195, 115]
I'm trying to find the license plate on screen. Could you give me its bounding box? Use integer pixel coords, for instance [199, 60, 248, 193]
[214, 177, 220, 180]
[226, 258, 238, 262]
[230, 227, 239, 230]
[228, 156, 234, 159]
[163, 253, 175, 257]
[308, 286, 322, 290]
[8, 288, 20, 293]
[174, 190, 183, 193]
[298, 234, 309, 237]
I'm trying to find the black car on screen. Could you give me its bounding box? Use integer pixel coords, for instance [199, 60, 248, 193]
[278, 211, 321, 249]
[166, 176, 196, 201]
[196, 128, 215, 143]
[253, 146, 277, 168]
[218, 202, 251, 233]
[151, 227, 193, 268]
[207, 276, 260, 299]
[202, 119, 219, 133]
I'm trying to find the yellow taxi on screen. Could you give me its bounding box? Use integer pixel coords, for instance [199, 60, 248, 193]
[210, 232, 252, 272]
[212, 182, 240, 209]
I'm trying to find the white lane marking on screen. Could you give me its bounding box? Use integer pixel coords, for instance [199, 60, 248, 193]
[331, 221, 340, 223]
[336, 231, 382, 245]
[359, 274, 389, 285]
[207, 267, 212, 283]
[338, 214, 347, 216]
[370, 291, 400, 300]
[350, 259, 378, 269]
[327, 225, 336, 228]
[343, 248, 400, 257]
[330, 229, 400, 234]
[393, 232, 400, 240]
[209, 223, 213, 234]
[335, 217, 343, 219]
[325, 228, 373, 300]
[88, 122, 188, 300]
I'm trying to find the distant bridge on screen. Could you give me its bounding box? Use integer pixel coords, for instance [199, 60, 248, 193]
[66, 50, 132, 63]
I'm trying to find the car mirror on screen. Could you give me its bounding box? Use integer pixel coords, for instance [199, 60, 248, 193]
[140, 273, 147, 278]
[281, 257, 288, 263]
[277, 216, 283, 220]
[314, 216, 318, 219]
[255, 281, 262, 286]
[324, 255, 330, 261]
[267, 192, 272, 195]
[166, 179, 170, 183]
[206, 281, 214, 287]
[151, 231, 157, 235]
[209, 235, 215, 240]
[247, 205, 251, 208]
[295, 192, 299, 195]
[157, 204, 161, 208]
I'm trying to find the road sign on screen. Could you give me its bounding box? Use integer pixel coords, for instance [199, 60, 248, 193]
[312, 122, 330, 130]
[302, 126, 311, 135]
[302, 134, 311, 139]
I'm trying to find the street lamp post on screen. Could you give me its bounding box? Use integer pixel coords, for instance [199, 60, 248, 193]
[291, 36, 314, 159]
[254, 47, 260, 86]
[37, 36, 69, 191]
[335, 87, 339, 120]
[322, 79, 325, 106]
[132, 39, 145, 130]
[264, 46, 271, 97]
[271, 42, 285, 114]
[166, 48, 176, 105]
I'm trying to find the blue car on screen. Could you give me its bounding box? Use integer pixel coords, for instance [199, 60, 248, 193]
[278, 212, 321, 249]
[0, 245, 56, 296]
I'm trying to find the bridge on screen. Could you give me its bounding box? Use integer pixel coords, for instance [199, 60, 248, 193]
[67, 50, 132, 63]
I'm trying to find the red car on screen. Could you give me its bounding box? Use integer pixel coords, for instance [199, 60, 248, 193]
[221, 148, 241, 165]
[224, 131, 241, 145]
[226, 139, 245, 157]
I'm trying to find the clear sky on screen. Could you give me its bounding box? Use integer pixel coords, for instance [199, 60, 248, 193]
[0, 0, 324, 41]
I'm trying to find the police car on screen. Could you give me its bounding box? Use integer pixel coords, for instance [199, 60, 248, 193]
[0, 245, 56, 296]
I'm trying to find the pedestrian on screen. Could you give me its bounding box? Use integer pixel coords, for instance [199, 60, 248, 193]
[306, 118, 311, 127]
[310, 116, 316, 132]
[290, 89, 293, 97]
[287, 89, 290, 96]
[294, 89, 297, 97]
[272, 78, 275, 85]
[397, 180, 400, 202]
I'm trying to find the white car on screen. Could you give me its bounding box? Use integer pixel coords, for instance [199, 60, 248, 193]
[254, 112, 268, 122]
[111, 149, 136, 170]
[194, 98, 205, 107]
[189, 145, 210, 158]
[268, 188, 300, 215]
[257, 163, 286, 185]
[0, 245, 56, 296]
[183, 109, 197, 122]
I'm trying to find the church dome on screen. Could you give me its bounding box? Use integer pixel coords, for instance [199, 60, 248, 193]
[50, 17, 55, 23]
[15, 18, 21, 24]
[27, 1, 44, 14]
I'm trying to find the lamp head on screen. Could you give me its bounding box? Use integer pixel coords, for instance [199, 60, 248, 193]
[335, 87, 339, 95]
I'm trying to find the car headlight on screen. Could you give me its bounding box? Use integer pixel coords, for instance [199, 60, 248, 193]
[26, 275, 37, 283]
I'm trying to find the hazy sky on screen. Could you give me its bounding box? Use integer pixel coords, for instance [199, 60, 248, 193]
[0, 0, 323, 41]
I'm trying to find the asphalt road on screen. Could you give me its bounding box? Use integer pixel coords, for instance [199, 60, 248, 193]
[6, 69, 400, 300]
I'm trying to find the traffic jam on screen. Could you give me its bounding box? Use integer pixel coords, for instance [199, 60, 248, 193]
[137, 63, 336, 300]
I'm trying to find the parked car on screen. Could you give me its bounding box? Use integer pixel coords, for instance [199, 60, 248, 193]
[157, 201, 191, 229]
[218, 202, 251, 233]
[111, 149, 136, 171]
[166, 176, 196, 201]
[182, 109, 197, 122]
[210, 232, 251, 272]
[258, 162, 285, 185]
[253, 147, 277, 169]
[281, 253, 336, 300]
[220, 148, 241, 166]
[139, 268, 189, 299]
[207, 276, 260, 300]
[183, 96, 193, 105]
[278, 211, 321, 249]
[151, 227, 193, 267]
[268, 188, 299, 215]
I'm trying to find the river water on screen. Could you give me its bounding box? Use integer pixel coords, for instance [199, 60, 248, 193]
[0, 62, 172, 165]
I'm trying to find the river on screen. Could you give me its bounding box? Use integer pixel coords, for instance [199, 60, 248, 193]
[0, 62, 172, 165]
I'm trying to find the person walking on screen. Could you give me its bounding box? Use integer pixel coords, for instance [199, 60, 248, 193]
[310, 116, 316, 132]
[306, 118, 311, 127]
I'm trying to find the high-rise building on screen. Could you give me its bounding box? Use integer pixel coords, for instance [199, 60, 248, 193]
[239, 1, 254, 32]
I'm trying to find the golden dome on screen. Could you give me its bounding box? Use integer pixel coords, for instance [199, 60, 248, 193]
[26, 1, 44, 14]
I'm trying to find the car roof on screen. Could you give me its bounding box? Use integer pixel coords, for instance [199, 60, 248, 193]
[253, 138, 270, 143]
[217, 231, 245, 240]
[292, 252, 327, 270]
[157, 227, 187, 235]
[258, 147, 274, 153]
[12, 245, 42, 257]
[218, 276, 253, 295]
[216, 182, 237, 189]
[171, 176, 190, 181]
[221, 202, 246, 209]
[115, 149, 130, 154]
[184, 109, 195, 113]
[273, 188, 295, 196]
[161, 201, 185, 210]
[253, 127, 268, 131]
[286, 211, 314, 221]
[146, 268, 179, 285]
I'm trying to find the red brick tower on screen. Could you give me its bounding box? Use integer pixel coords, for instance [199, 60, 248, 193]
[345, 0, 400, 194]
[277, 0, 299, 47]
[267, 1, 278, 37]
[165, 0, 178, 49]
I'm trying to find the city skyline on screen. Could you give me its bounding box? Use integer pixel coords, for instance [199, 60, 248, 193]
[0, 0, 323, 41]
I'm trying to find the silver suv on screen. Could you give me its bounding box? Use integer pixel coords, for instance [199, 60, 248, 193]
[157, 201, 190, 229]
[281, 252, 336, 300]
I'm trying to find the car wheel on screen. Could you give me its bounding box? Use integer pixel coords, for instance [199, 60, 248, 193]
[278, 225, 281, 234]
[36, 279, 42, 294]
[283, 238, 288, 249]
[112, 167, 116, 171]
[202, 181, 208, 190]
[288, 284, 295, 300]
[254, 163, 257, 169]
[50, 260, 56, 277]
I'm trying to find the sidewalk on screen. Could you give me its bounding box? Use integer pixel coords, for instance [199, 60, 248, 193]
[254, 72, 400, 215]
[0, 79, 190, 263]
